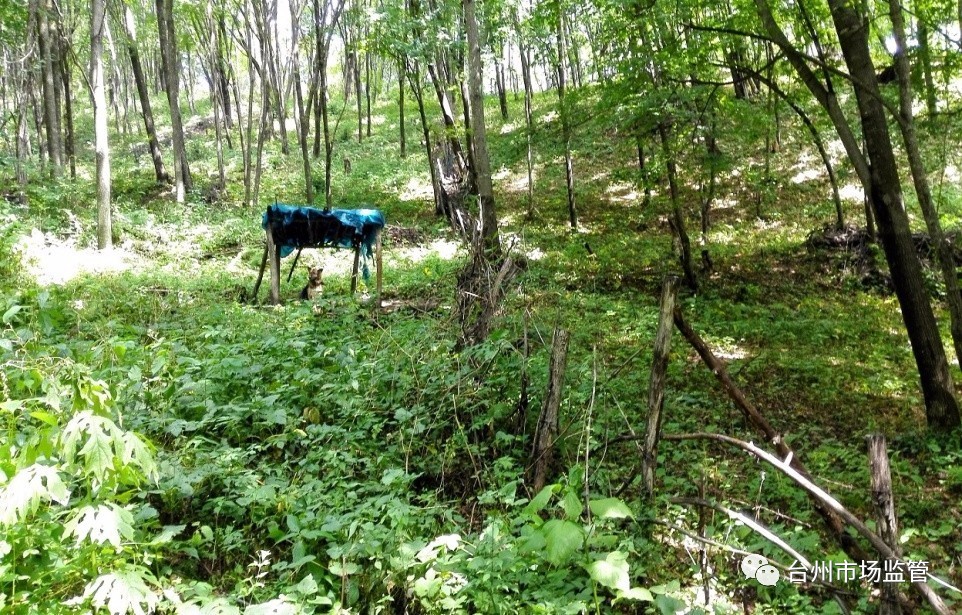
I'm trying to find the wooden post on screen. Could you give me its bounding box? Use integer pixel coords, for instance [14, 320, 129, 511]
[529, 328, 570, 493]
[867, 434, 903, 615]
[375, 233, 383, 308]
[267, 228, 281, 304]
[642, 276, 678, 497]
[251, 243, 268, 302]
[350, 243, 361, 293]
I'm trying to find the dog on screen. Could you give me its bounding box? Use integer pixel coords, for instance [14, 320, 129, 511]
[300, 266, 324, 300]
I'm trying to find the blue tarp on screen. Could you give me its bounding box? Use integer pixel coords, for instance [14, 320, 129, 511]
[262, 204, 385, 278]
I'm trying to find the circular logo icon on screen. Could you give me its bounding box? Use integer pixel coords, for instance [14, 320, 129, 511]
[755, 563, 780, 586]
[740, 554, 768, 579]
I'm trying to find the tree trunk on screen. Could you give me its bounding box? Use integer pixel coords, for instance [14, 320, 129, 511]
[917, 22, 937, 116]
[38, 0, 62, 177]
[59, 26, 76, 178]
[888, 0, 962, 379]
[156, 0, 191, 201]
[365, 42, 372, 138]
[827, 0, 960, 431]
[494, 55, 508, 121]
[556, 5, 577, 230]
[866, 435, 903, 615]
[464, 0, 500, 256]
[398, 56, 406, 157]
[91, 0, 111, 249]
[518, 32, 535, 219]
[642, 277, 678, 497]
[529, 328, 570, 493]
[659, 124, 697, 291]
[426, 63, 466, 169]
[290, 0, 312, 203]
[124, 4, 169, 184]
[408, 61, 442, 215]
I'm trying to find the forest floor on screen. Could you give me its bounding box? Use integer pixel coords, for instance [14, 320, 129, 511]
[3, 88, 962, 614]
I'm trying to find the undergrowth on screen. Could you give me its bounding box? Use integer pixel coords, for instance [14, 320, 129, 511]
[2, 84, 962, 615]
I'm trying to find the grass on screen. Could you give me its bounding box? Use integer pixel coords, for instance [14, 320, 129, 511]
[2, 79, 962, 614]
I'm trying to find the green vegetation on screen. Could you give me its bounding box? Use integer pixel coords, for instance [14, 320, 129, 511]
[2, 84, 960, 613]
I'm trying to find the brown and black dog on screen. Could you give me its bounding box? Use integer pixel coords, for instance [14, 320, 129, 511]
[300, 266, 324, 300]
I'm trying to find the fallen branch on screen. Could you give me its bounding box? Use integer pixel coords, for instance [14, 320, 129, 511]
[672, 308, 871, 565]
[665, 432, 954, 615]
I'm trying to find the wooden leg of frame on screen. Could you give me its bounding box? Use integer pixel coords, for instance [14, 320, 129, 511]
[375, 233, 383, 309]
[350, 244, 361, 294]
[268, 230, 281, 305]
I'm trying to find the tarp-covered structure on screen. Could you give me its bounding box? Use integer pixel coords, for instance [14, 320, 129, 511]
[262, 204, 385, 259]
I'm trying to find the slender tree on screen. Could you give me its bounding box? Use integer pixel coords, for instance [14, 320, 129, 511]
[464, 0, 500, 256]
[91, 0, 111, 249]
[156, 0, 191, 201]
[122, 3, 169, 184]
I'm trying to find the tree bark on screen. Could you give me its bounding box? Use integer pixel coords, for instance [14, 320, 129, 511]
[888, 0, 962, 382]
[464, 0, 500, 256]
[124, 4, 169, 184]
[556, 3, 577, 230]
[58, 23, 76, 178]
[398, 56, 406, 157]
[290, 0, 313, 203]
[659, 124, 697, 291]
[642, 277, 678, 497]
[827, 0, 960, 431]
[38, 0, 62, 177]
[756, 0, 960, 431]
[529, 328, 570, 493]
[917, 21, 937, 116]
[517, 30, 535, 219]
[866, 435, 903, 615]
[91, 0, 111, 249]
[156, 0, 191, 201]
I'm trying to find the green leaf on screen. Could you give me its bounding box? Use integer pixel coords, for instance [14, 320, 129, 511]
[587, 551, 630, 591]
[2, 304, 22, 324]
[618, 587, 654, 601]
[589, 497, 634, 520]
[542, 519, 584, 566]
[150, 525, 186, 545]
[81, 571, 160, 615]
[523, 484, 556, 516]
[65, 504, 134, 548]
[561, 488, 582, 521]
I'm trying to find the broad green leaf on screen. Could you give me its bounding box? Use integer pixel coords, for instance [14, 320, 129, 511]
[561, 489, 582, 521]
[587, 551, 630, 591]
[523, 484, 556, 516]
[618, 587, 654, 601]
[589, 497, 634, 520]
[29, 411, 58, 426]
[541, 519, 584, 566]
[80, 571, 160, 615]
[65, 504, 134, 548]
[150, 525, 186, 545]
[2, 305, 22, 324]
[0, 464, 69, 524]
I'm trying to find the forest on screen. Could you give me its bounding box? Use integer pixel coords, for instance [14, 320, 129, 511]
[2, 0, 962, 612]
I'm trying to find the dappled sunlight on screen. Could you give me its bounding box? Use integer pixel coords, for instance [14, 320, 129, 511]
[16, 229, 141, 285]
[493, 166, 537, 193]
[386, 238, 462, 267]
[944, 164, 960, 183]
[838, 183, 865, 202]
[499, 121, 520, 134]
[790, 167, 823, 184]
[604, 181, 642, 205]
[398, 176, 434, 202]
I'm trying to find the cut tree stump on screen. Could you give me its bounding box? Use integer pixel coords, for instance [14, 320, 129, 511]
[529, 328, 570, 493]
[642, 276, 678, 497]
[867, 434, 902, 615]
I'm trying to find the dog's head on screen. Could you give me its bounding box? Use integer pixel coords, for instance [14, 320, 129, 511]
[307, 266, 324, 285]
